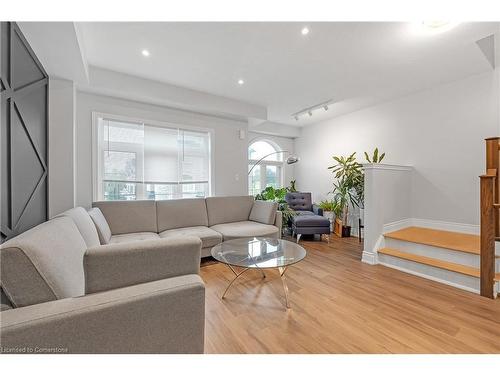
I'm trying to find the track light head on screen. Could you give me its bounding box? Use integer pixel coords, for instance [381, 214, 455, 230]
[294, 115, 299, 121]
[324, 105, 329, 111]
[308, 111, 312, 116]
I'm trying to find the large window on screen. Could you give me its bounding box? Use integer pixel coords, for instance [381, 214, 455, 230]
[93, 114, 212, 201]
[248, 140, 283, 196]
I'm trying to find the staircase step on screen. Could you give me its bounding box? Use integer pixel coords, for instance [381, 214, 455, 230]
[378, 247, 480, 277]
[384, 227, 479, 255]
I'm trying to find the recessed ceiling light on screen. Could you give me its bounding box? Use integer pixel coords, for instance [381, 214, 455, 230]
[415, 21, 459, 34]
[141, 49, 150, 57]
[237, 79, 245, 85]
[301, 27, 309, 35]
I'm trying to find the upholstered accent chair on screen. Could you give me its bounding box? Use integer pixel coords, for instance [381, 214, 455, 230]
[285, 192, 331, 243]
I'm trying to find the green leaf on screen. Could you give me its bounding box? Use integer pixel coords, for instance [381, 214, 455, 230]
[373, 148, 378, 163]
[378, 152, 385, 163]
[364, 151, 370, 163]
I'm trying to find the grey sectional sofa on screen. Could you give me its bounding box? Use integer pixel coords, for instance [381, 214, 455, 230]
[92, 196, 281, 257]
[0, 195, 279, 353]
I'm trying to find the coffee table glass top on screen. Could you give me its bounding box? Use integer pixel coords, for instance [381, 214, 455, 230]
[211, 237, 306, 269]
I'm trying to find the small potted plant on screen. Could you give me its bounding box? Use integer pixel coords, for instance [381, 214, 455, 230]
[318, 199, 336, 222]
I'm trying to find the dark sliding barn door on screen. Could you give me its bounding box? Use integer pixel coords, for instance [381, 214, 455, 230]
[1, 22, 49, 242]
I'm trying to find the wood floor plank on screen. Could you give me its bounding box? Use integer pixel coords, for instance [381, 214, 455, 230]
[200, 235, 500, 353]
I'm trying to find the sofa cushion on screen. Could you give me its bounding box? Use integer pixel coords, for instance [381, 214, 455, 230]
[159, 226, 222, 249]
[295, 211, 315, 216]
[249, 200, 278, 225]
[210, 221, 279, 241]
[109, 232, 160, 244]
[285, 192, 313, 211]
[156, 198, 209, 232]
[88, 208, 112, 245]
[0, 217, 87, 307]
[1, 287, 13, 311]
[293, 214, 330, 227]
[93, 200, 157, 235]
[57, 207, 100, 248]
[205, 196, 255, 226]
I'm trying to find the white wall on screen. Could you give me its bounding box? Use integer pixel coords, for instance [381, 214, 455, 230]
[295, 71, 499, 226]
[247, 131, 295, 190]
[75, 92, 248, 208]
[48, 78, 76, 217]
[362, 164, 413, 264]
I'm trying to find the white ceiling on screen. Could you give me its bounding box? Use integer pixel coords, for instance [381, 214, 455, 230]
[78, 22, 498, 126]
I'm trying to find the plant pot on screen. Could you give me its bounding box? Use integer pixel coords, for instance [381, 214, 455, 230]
[333, 218, 351, 238]
[341, 225, 351, 238]
[323, 211, 334, 221]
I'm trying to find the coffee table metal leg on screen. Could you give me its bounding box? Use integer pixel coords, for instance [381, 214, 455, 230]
[278, 266, 291, 309]
[222, 266, 250, 299]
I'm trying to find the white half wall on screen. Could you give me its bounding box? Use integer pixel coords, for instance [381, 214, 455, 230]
[48, 78, 76, 217]
[295, 71, 500, 227]
[362, 164, 413, 264]
[75, 92, 249, 208]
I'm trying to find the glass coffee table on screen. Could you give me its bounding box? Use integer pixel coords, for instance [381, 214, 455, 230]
[211, 237, 307, 309]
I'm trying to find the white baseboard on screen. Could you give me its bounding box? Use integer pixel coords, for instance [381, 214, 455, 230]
[411, 218, 479, 235]
[383, 218, 479, 235]
[361, 250, 377, 265]
[383, 218, 413, 233]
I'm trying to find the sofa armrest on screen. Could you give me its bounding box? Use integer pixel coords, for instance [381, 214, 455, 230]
[84, 236, 202, 294]
[0, 275, 205, 353]
[312, 204, 323, 216]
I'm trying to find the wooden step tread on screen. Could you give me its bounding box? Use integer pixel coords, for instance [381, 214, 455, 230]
[378, 247, 480, 277]
[384, 227, 479, 255]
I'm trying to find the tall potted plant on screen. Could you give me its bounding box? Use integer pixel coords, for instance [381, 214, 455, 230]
[328, 153, 363, 237]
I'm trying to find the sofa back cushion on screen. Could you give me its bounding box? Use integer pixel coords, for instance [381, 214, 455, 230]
[0, 217, 87, 307]
[57, 207, 100, 248]
[92, 200, 158, 235]
[88, 208, 112, 245]
[156, 198, 209, 232]
[249, 200, 278, 225]
[205, 196, 255, 226]
[285, 192, 313, 211]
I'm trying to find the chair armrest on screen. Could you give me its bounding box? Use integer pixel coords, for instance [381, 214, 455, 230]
[312, 204, 323, 216]
[84, 236, 202, 294]
[0, 275, 205, 353]
[274, 210, 283, 238]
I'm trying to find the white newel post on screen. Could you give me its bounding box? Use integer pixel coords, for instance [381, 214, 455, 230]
[362, 164, 413, 265]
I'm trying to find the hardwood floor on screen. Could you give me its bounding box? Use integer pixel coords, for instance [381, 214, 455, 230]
[200, 235, 500, 354]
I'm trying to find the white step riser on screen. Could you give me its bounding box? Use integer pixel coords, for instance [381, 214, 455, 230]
[384, 238, 480, 267]
[378, 253, 480, 294]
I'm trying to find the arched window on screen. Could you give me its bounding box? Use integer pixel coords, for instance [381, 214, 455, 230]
[248, 140, 283, 195]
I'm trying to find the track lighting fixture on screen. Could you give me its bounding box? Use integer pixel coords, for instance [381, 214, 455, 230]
[291, 99, 333, 120]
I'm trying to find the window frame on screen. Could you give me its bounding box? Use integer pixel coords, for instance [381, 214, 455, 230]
[248, 139, 284, 195]
[92, 111, 215, 201]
